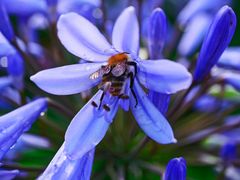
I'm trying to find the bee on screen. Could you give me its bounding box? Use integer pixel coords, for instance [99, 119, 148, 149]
[90, 53, 138, 111]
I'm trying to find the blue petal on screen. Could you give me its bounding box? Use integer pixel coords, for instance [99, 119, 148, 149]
[65, 91, 118, 159]
[0, 98, 47, 160]
[194, 6, 236, 82]
[0, 33, 16, 57]
[177, 13, 211, 57]
[2, 0, 47, 17]
[148, 91, 170, 115]
[0, 4, 15, 42]
[112, 6, 139, 56]
[137, 60, 192, 94]
[0, 169, 19, 180]
[39, 143, 94, 180]
[31, 63, 103, 95]
[148, 8, 167, 58]
[0, 77, 12, 90]
[130, 81, 176, 144]
[164, 157, 187, 180]
[217, 47, 240, 71]
[57, 13, 116, 62]
[7, 53, 24, 77]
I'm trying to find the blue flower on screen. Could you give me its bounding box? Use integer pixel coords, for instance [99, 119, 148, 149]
[147, 8, 170, 115]
[31, 6, 192, 160]
[38, 143, 94, 180]
[194, 6, 236, 83]
[164, 157, 187, 180]
[0, 98, 47, 160]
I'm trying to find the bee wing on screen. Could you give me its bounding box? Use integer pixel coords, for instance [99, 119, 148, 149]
[89, 69, 103, 80]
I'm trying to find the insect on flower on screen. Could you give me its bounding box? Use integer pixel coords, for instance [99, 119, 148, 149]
[31, 6, 192, 162]
[90, 52, 138, 111]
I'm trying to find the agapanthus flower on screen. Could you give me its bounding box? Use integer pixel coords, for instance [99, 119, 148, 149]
[194, 5, 236, 83]
[164, 157, 187, 180]
[0, 98, 47, 160]
[147, 8, 170, 115]
[31, 6, 192, 162]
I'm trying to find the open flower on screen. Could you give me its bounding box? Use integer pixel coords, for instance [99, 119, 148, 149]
[31, 6, 192, 161]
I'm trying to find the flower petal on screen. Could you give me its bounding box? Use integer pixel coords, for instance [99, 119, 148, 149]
[148, 8, 167, 58]
[57, 12, 115, 62]
[0, 32, 16, 57]
[130, 81, 176, 144]
[38, 143, 94, 180]
[65, 91, 118, 160]
[0, 4, 15, 42]
[0, 77, 12, 90]
[164, 157, 187, 180]
[112, 6, 139, 56]
[217, 47, 240, 71]
[148, 91, 170, 115]
[31, 63, 103, 95]
[194, 6, 236, 82]
[0, 98, 47, 160]
[137, 60, 192, 94]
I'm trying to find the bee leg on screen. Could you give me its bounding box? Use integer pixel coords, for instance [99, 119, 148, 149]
[126, 61, 137, 75]
[128, 72, 138, 107]
[98, 91, 105, 110]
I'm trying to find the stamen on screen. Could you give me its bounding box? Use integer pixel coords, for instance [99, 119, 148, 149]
[103, 104, 110, 111]
[91, 101, 98, 107]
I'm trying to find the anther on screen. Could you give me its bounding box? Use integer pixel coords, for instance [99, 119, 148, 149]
[103, 104, 111, 112]
[91, 101, 98, 108]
